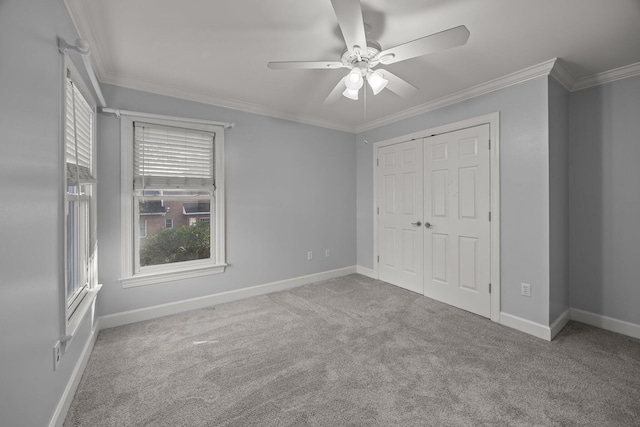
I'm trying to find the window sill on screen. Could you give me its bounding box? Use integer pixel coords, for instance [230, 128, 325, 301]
[120, 264, 227, 288]
[65, 284, 102, 344]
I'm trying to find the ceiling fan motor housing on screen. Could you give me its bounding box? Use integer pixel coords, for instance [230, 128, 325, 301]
[341, 41, 382, 72]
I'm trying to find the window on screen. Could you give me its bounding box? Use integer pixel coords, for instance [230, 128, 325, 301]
[63, 58, 100, 334]
[120, 115, 226, 286]
[139, 220, 147, 237]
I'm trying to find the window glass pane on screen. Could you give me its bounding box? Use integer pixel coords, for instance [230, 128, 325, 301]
[79, 196, 90, 289]
[138, 196, 211, 267]
[136, 189, 212, 197]
[66, 199, 78, 301]
[66, 193, 90, 307]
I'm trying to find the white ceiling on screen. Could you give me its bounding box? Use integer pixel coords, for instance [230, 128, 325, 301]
[65, 0, 640, 132]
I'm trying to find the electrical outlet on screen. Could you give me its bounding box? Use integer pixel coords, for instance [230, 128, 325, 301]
[521, 283, 531, 297]
[307, 251, 313, 261]
[53, 341, 61, 371]
[325, 249, 330, 257]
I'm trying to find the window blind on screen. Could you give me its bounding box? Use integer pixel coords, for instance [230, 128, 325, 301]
[65, 78, 95, 185]
[133, 122, 215, 190]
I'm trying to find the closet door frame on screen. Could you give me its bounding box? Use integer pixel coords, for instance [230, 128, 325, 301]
[373, 112, 501, 323]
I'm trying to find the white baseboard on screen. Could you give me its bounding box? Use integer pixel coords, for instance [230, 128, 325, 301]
[49, 275, 639, 427]
[570, 308, 640, 340]
[49, 318, 100, 427]
[549, 309, 571, 340]
[100, 266, 357, 330]
[499, 308, 640, 342]
[356, 265, 376, 279]
[499, 312, 552, 341]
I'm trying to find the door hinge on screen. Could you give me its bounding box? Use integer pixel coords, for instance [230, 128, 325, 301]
[489, 140, 491, 150]
[377, 207, 379, 215]
[489, 283, 492, 293]
[377, 256, 380, 263]
[376, 158, 379, 166]
[489, 211, 491, 221]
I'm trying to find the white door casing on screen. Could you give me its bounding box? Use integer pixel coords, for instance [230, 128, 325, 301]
[423, 124, 491, 317]
[377, 140, 424, 294]
[373, 114, 499, 321]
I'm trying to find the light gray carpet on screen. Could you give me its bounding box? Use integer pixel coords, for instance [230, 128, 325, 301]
[65, 274, 640, 426]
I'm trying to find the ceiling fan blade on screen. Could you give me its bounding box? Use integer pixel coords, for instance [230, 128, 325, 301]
[377, 70, 418, 98]
[330, 0, 368, 53]
[267, 61, 346, 70]
[324, 77, 348, 104]
[378, 25, 470, 65]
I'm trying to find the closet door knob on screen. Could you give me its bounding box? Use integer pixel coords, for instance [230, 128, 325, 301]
[411, 221, 422, 227]
[424, 222, 433, 229]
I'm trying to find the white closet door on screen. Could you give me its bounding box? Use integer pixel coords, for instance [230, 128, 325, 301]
[423, 124, 491, 317]
[377, 140, 424, 294]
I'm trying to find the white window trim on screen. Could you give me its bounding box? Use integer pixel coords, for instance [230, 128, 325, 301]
[61, 54, 101, 341]
[119, 115, 227, 288]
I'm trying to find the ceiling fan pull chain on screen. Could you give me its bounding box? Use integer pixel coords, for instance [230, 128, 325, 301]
[364, 79, 367, 124]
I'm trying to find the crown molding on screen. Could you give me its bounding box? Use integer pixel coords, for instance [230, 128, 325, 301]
[358, 59, 640, 132]
[549, 60, 640, 92]
[356, 59, 558, 133]
[572, 61, 640, 91]
[92, 58, 640, 134]
[549, 60, 575, 91]
[63, 0, 354, 132]
[57, 1, 640, 134]
[63, 0, 110, 81]
[98, 71, 355, 133]
[100, 58, 639, 135]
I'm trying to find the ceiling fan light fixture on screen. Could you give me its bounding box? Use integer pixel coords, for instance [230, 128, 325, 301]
[343, 87, 359, 100]
[367, 70, 388, 95]
[345, 68, 364, 90]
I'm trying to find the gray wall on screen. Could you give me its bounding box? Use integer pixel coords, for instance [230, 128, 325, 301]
[569, 74, 640, 325]
[0, 2, 636, 423]
[97, 84, 356, 316]
[356, 78, 551, 325]
[548, 77, 570, 323]
[0, 0, 98, 425]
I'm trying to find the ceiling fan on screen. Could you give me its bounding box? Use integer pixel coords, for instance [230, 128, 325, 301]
[267, 0, 470, 103]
